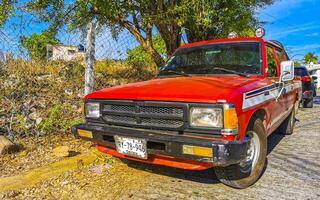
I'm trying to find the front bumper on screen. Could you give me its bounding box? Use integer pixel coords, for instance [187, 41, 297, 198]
[72, 123, 249, 169]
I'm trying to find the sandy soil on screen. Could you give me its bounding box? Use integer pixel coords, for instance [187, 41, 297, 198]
[1, 97, 320, 200]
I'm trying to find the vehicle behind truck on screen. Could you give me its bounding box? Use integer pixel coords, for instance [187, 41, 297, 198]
[294, 66, 316, 108]
[72, 30, 301, 189]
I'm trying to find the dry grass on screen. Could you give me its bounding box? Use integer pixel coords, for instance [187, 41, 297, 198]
[0, 58, 156, 139]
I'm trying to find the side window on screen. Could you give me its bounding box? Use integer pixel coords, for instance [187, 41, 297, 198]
[267, 47, 278, 77]
[276, 49, 288, 62]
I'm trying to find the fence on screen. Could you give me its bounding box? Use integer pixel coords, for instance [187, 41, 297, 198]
[0, 4, 158, 138]
[0, 4, 155, 92]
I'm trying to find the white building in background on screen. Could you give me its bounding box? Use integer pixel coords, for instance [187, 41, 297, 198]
[306, 62, 320, 88]
[0, 51, 5, 63]
[46, 44, 85, 61]
[0, 51, 12, 64]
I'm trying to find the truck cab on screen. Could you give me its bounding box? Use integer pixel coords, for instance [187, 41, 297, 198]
[72, 35, 301, 188]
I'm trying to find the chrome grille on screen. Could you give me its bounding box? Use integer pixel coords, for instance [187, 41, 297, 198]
[140, 106, 183, 117]
[103, 115, 136, 124]
[101, 101, 186, 130]
[104, 104, 135, 113]
[140, 118, 183, 128]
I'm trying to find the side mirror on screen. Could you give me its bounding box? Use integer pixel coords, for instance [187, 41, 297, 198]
[276, 61, 294, 102]
[280, 61, 294, 82]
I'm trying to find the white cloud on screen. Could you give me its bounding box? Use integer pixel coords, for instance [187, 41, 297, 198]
[258, 0, 304, 21]
[267, 23, 320, 38]
[258, 0, 316, 21]
[287, 44, 320, 52]
[306, 33, 319, 37]
[286, 44, 320, 60]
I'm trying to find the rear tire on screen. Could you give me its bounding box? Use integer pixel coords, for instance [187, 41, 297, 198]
[214, 119, 267, 189]
[278, 108, 296, 135]
[303, 98, 313, 108]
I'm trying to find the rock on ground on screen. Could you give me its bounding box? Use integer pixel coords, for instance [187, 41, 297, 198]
[52, 146, 70, 158]
[0, 136, 18, 155]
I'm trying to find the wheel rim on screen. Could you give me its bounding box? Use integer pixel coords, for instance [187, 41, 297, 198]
[239, 131, 260, 174]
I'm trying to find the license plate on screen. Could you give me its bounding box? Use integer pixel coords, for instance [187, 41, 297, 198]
[114, 136, 147, 159]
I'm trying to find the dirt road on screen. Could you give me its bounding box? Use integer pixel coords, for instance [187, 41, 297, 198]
[1, 97, 320, 200]
[121, 96, 320, 200]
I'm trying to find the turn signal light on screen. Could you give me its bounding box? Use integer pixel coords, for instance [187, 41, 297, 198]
[81, 103, 85, 116]
[78, 129, 93, 138]
[224, 107, 239, 129]
[182, 145, 213, 157]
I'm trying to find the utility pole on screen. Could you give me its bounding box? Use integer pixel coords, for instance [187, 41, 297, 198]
[85, 18, 97, 95]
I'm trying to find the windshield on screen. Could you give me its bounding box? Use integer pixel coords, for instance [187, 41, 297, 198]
[159, 42, 262, 76]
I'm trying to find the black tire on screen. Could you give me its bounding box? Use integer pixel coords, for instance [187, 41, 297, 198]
[214, 119, 267, 189]
[303, 98, 313, 108]
[278, 108, 296, 135]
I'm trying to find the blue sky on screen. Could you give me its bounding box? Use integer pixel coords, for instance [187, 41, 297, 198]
[0, 0, 319, 62]
[258, 0, 320, 62]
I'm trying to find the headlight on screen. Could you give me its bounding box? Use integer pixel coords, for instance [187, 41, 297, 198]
[85, 102, 100, 118]
[190, 107, 223, 128]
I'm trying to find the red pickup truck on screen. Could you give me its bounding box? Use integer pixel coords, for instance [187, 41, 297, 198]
[72, 37, 301, 188]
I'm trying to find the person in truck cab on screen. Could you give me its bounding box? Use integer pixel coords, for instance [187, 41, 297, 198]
[72, 28, 301, 189]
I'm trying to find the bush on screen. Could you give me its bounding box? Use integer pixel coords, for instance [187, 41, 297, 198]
[0, 58, 156, 139]
[37, 104, 83, 134]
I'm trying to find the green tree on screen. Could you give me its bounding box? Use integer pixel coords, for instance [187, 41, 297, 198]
[293, 61, 301, 67]
[27, 0, 168, 67]
[304, 52, 318, 64]
[181, 0, 272, 42]
[126, 35, 166, 67]
[0, 0, 14, 27]
[21, 31, 60, 60]
[26, 0, 274, 66]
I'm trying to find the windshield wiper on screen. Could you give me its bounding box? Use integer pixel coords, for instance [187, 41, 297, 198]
[160, 70, 191, 77]
[211, 67, 250, 77]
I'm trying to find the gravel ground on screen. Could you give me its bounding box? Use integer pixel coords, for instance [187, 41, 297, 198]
[124, 97, 320, 200]
[1, 97, 320, 200]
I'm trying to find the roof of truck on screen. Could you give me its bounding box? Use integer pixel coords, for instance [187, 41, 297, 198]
[180, 37, 264, 48]
[180, 37, 284, 50]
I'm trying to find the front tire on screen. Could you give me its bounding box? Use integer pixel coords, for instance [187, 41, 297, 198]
[214, 119, 267, 189]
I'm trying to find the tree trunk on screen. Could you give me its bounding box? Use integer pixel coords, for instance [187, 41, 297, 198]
[156, 23, 182, 57]
[166, 33, 181, 56]
[121, 20, 165, 67]
[145, 45, 165, 67]
[85, 19, 96, 95]
[152, 0, 182, 56]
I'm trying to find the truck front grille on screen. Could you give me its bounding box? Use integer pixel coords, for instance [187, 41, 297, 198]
[100, 101, 187, 130]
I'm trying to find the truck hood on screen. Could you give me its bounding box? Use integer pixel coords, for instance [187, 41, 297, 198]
[86, 76, 264, 104]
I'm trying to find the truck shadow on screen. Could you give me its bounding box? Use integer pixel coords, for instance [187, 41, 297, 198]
[121, 133, 286, 185]
[123, 158, 220, 184]
[267, 133, 285, 155]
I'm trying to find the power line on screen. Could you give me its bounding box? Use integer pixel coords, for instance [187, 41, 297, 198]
[259, 12, 320, 57]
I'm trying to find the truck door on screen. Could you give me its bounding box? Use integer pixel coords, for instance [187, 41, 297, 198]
[266, 46, 286, 131]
